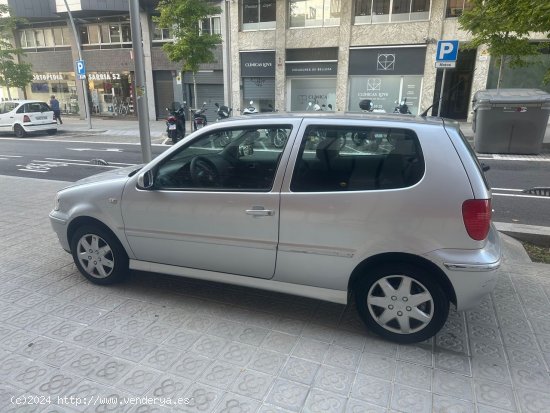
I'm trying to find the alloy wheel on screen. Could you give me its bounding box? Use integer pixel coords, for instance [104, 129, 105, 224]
[76, 233, 115, 279]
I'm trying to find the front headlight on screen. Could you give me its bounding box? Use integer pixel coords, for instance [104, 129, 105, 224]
[53, 194, 60, 211]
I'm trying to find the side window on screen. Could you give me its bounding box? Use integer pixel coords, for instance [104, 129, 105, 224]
[0, 103, 4, 114]
[26, 103, 44, 112]
[290, 126, 424, 192]
[39, 102, 51, 112]
[5, 103, 18, 113]
[16, 104, 26, 114]
[154, 125, 292, 191]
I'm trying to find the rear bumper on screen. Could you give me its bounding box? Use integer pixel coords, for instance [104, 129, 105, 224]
[424, 224, 502, 311]
[22, 122, 57, 132]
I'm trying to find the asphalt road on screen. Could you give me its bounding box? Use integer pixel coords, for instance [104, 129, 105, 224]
[1, 134, 549, 227]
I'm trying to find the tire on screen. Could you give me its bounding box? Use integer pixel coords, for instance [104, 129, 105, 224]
[168, 130, 178, 144]
[46, 129, 57, 135]
[354, 263, 449, 343]
[70, 225, 128, 285]
[14, 124, 26, 138]
[269, 129, 287, 148]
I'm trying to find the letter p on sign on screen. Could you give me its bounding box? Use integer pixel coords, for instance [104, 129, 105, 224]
[436, 40, 459, 62]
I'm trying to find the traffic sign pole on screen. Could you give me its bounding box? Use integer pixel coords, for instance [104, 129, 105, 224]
[435, 40, 459, 118]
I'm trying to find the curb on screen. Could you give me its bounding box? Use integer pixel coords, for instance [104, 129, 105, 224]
[495, 222, 550, 247]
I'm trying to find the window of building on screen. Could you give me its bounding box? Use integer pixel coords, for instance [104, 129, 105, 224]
[53, 27, 63, 45]
[44, 28, 55, 47]
[200, 16, 222, 35]
[152, 23, 174, 42]
[109, 24, 121, 43]
[121, 23, 132, 42]
[242, 0, 276, 30]
[62, 27, 72, 45]
[290, 126, 424, 192]
[24, 30, 36, 47]
[88, 25, 100, 44]
[355, 0, 430, 24]
[79, 26, 89, 45]
[446, 0, 472, 18]
[289, 0, 341, 28]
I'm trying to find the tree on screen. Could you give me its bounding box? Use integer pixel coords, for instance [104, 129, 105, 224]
[0, 4, 33, 99]
[155, 0, 222, 108]
[459, 0, 550, 87]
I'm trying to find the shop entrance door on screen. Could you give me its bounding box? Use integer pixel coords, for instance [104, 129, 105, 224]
[432, 49, 476, 120]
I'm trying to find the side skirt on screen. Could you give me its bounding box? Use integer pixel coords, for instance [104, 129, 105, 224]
[129, 259, 348, 305]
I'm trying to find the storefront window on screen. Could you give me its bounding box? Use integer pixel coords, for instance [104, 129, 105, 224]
[289, 0, 341, 28]
[348, 75, 422, 114]
[355, 0, 430, 23]
[446, 0, 472, 18]
[53, 27, 63, 45]
[44, 29, 54, 47]
[242, 0, 276, 30]
[88, 72, 135, 117]
[80, 26, 89, 45]
[289, 78, 336, 111]
[25, 30, 36, 47]
[487, 49, 550, 93]
[26, 72, 79, 114]
[101, 25, 110, 43]
[62, 27, 72, 45]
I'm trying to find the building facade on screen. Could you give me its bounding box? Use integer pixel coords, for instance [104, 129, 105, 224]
[2, 0, 549, 121]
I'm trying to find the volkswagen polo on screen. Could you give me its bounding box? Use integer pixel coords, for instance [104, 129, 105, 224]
[50, 113, 501, 343]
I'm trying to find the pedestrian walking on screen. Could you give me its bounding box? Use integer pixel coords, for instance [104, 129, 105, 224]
[49, 95, 62, 124]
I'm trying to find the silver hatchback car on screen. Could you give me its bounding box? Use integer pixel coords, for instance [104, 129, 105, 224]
[50, 113, 501, 343]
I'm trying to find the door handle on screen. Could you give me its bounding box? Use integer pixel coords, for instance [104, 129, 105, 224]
[245, 207, 274, 216]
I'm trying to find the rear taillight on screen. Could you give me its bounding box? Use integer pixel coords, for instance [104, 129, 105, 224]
[23, 115, 31, 123]
[462, 199, 491, 241]
[167, 116, 176, 122]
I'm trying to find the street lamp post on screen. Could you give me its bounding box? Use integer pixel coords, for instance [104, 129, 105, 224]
[129, 0, 152, 163]
[63, 0, 92, 130]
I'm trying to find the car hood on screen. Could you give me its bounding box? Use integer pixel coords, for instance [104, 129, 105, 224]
[63, 165, 143, 189]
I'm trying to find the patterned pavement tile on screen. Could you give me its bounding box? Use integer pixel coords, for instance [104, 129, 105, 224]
[117, 366, 161, 396]
[198, 360, 241, 390]
[231, 370, 275, 401]
[169, 351, 212, 381]
[432, 394, 474, 413]
[213, 392, 261, 413]
[390, 384, 432, 413]
[474, 380, 517, 412]
[357, 353, 396, 381]
[313, 365, 354, 396]
[180, 383, 223, 413]
[433, 369, 474, 401]
[350, 374, 391, 408]
[265, 378, 309, 412]
[247, 349, 287, 376]
[260, 332, 298, 354]
[303, 388, 346, 413]
[217, 341, 256, 367]
[290, 337, 329, 363]
[394, 361, 432, 391]
[323, 345, 361, 372]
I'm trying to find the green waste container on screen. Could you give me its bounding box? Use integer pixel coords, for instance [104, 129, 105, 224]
[472, 89, 550, 154]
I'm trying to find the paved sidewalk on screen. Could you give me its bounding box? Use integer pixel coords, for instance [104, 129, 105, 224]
[1, 175, 550, 413]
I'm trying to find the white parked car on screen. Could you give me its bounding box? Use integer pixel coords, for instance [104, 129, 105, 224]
[50, 113, 501, 343]
[0, 100, 57, 138]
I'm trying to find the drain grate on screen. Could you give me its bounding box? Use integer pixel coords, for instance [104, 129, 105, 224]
[523, 187, 550, 196]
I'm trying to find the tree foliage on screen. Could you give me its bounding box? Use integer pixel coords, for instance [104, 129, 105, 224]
[155, 0, 222, 75]
[459, 0, 550, 82]
[0, 4, 33, 98]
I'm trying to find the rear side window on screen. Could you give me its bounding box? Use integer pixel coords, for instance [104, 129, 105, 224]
[26, 102, 50, 112]
[291, 126, 424, 192]
[0, 103, 17, 114]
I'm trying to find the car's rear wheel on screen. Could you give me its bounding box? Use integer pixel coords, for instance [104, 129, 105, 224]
[70, 225, 128, 285]
[47, 129, 57, 135]
[355, 263, 449, 343]
[14, 124, 26, 138]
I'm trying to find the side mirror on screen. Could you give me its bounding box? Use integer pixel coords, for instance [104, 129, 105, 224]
[137, 169, 154, 189]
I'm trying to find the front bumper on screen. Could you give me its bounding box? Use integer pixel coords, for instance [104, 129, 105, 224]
[49, 211, 70, 252]
[424, 224, 502, 311]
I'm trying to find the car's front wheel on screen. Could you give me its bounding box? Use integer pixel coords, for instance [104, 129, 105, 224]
[70, 225, 128, 285]
[355, 263, 449, 343]
[14, 124, 26, 138]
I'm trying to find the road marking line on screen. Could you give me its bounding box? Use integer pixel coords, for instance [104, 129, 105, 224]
[0, 155, 23, 158]
[491, 188, 524, 192]
[17, 169, 48, 173]
[0, 137, 165, 146]
[493, 193, 550, 200]
[479, 156, 550, 162]
[45, 158, 136, 166]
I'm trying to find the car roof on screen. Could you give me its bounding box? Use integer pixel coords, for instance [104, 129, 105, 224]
[1, 100, 49, 105]
[227, 112, 445, 126]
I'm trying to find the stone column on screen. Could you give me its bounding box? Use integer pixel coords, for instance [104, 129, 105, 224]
[274, 0, 287, 111]
[139, 9, 157, 120]
[229, 0, 241, 111]
[335, 1, 352, 112]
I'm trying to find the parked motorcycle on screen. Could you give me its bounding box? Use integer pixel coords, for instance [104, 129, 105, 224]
[165, 101, 187, 144]
[352, 99, 383, 149]
[242, 100, 287, 148]
[213, 102, 233, 147]
[393, 98, 412, 114]
[192, 102, 208, 131]
[242, 100, 258, 115]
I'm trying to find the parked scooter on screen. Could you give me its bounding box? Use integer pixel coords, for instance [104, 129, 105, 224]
[213, 102, 233, 147]
[215, 102, 232, 120]
[242, 100, 287, 148]
[165, 101, 187, 144]
[242, 100, 258, 115]
[352, 99, 383, 149]
[393, 98, 412, 114]
[192, 102, 208, 131]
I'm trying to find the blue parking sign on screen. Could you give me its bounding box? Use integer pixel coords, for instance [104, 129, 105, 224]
[436, 40, 459, 62]
[75, 60, 86, 79]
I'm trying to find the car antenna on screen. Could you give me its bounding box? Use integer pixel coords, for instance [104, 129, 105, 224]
[419, 67, 476, 117]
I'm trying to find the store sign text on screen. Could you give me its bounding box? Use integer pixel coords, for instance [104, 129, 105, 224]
[244, 62, 273, 68]
[88, 73, 122, 81]
[33, 73, 64, 81]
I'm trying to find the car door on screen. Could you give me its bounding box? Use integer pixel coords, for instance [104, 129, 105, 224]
[121, 122, 297, 279]
[0, 102, 18, 129]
